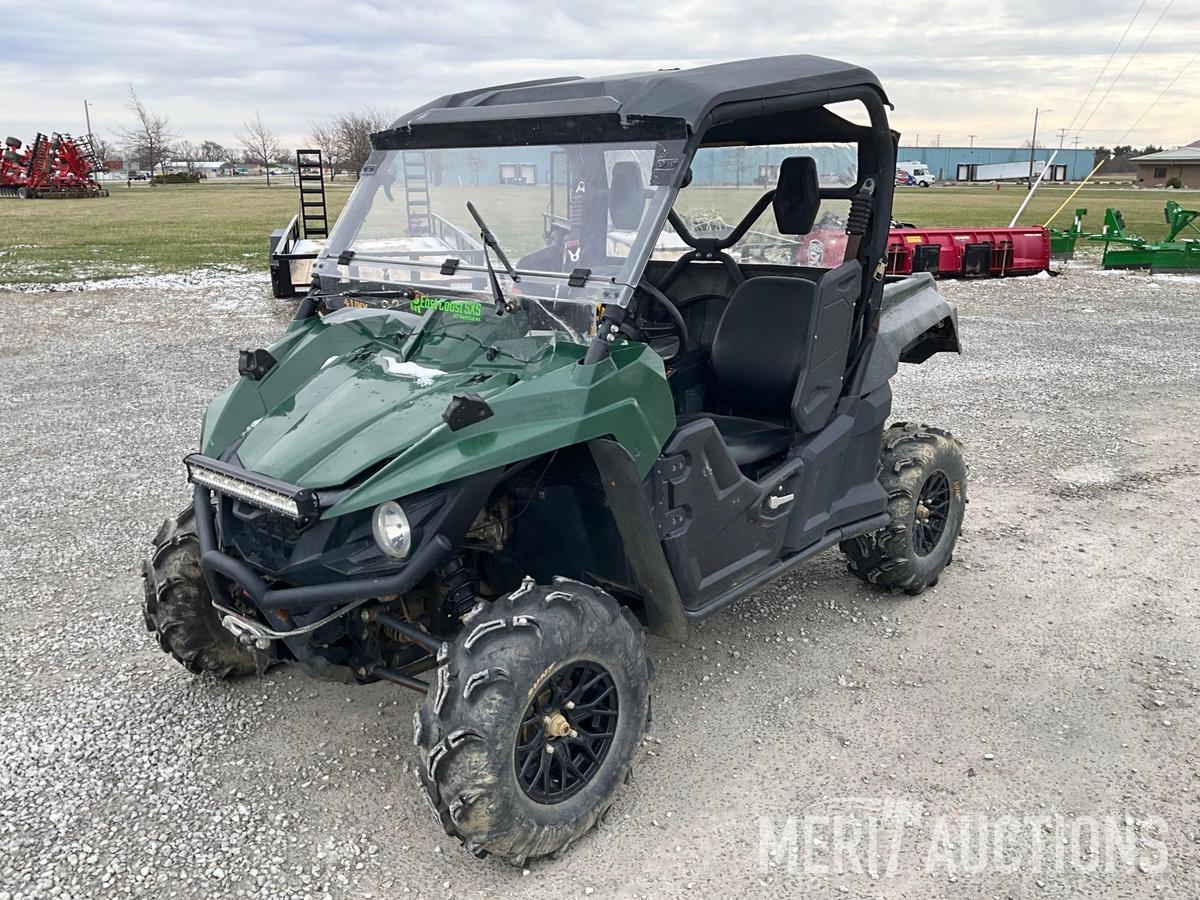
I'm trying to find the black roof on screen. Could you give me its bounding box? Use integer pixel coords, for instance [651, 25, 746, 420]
[378, 55, 886, 145]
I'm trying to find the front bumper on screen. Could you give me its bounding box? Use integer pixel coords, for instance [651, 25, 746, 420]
[193, 484, 453, 613]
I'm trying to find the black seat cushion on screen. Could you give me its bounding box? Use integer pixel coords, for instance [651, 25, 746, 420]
[676, 413, 792, 467]
[710, 275, 817, 419]
[674, 274, 822, 467]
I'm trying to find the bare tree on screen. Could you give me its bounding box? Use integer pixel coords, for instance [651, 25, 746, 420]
[466, 153, 485, 186]
[238, 112, 282, 184]
[334, 108, 390, 178]
[175, 140, 203, 173]
[199, 140, 226, 161]
[117, 87, 175, 175]
[731, 147, 752, 188]
[434, 150, 462, 186]
[308, 120, 341, 180]
[91, 136, 116, 163]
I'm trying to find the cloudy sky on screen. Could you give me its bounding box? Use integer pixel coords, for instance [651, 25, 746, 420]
[2, 0, 1197, 154]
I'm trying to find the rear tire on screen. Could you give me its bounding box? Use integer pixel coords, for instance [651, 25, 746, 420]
[414, 578, 650, 864]
[142, 506, 266, 677]
[841, 422, 967, 595]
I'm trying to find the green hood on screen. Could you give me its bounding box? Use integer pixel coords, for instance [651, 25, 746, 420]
[200, 307, 675, 518]
[233, 345, 526, 486]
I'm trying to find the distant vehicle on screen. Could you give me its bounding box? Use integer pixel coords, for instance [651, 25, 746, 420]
[897, 161, 935, 187]
[128, 171, 149, 181]
[955, 160, 1071, 183]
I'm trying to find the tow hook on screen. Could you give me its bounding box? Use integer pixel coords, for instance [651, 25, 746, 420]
[220, 612, 272, 650]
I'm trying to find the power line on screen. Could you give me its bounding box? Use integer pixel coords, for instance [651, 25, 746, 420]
[1064, 0, 1148, 135]
[1074, 0, 1175, 139]
[1114, 48, 1200, 146]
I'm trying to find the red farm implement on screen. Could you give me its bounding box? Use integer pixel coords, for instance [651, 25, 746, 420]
[799, 219, 1052, 278]
[2, 132, 109, 199]
[882, 226, 1051, 277]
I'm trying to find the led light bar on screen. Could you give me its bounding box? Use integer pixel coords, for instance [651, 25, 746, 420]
[184, 454, 318, 522]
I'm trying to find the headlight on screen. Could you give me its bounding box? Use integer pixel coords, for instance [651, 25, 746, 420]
[372, 501, 412, 559]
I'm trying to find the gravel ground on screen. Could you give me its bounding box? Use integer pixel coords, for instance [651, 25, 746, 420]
[1, 264, 1198, 899]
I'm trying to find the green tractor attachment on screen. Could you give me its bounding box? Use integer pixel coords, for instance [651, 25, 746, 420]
[1074, 201, 1200, 273]
[1049, 207, 1088, 259]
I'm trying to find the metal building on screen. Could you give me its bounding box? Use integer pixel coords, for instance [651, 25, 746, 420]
[896, 146, 1095, 181]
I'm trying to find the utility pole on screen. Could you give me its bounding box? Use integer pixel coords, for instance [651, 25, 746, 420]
[915, 133, 920, 147]
[1055, 127, 1068, 149]
[935, 134, 941, 147]
[967, 134, 977, 147]
[83, 99, 93, 139]
[1028, 107, 1050, 191]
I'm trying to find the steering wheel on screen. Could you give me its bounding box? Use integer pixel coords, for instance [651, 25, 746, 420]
[633, 280, 690, 362]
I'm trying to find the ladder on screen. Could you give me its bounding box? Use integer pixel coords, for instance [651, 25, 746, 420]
[402, 150, 432, 236]
[295, 149, 328, 238]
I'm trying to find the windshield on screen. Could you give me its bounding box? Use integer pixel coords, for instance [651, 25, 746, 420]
[317, 139, 686, 308]
[322, 297, 589, 372]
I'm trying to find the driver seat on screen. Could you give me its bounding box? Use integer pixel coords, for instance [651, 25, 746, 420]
[674, 156, 825, 467]
[676, 275, 818, 466]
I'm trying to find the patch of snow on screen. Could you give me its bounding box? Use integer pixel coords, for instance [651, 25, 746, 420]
[379, 356, 444, 386]
[3, 265, 263, 295]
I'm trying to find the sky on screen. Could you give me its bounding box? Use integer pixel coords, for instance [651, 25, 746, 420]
[2, 0, 1197, 155]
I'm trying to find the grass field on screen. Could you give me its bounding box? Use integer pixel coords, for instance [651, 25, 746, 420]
[1, 178, 1196, 286]
[0, 180, 353, 285]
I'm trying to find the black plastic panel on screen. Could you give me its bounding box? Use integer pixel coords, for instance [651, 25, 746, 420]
[783, 384, 891, 550]
[651, 418, 790, 611]
[792, 260, 860, 433]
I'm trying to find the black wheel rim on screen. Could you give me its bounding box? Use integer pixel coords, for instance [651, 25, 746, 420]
[515, 661, 618, 804]
[913, 471, 952, 558]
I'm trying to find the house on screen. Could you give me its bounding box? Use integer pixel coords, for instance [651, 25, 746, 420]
[1130, 146, 1200, 188]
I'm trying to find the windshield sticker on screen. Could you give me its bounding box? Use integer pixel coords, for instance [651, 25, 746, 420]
[651, 142, 682, 185]
[411, 296, 483, 322]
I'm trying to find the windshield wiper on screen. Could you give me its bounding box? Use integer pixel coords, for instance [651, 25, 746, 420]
[467, 201, 520, 316]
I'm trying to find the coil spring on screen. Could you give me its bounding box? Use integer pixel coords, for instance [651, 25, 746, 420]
[846, 189, 872, 235]
[439, 556, 477, 617]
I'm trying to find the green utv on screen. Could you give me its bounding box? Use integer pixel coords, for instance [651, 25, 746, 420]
[144, 56, 966, 863]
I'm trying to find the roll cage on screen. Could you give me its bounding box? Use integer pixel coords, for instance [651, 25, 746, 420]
[364, 56, 896, 397]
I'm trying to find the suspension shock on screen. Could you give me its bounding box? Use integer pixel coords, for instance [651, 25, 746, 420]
[438, 555, 477, 617]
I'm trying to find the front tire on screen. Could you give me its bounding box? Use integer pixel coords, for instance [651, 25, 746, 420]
[841, 422, 967, 594]
[142, 506, 266, 677]
[414, 578, 650, 864]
